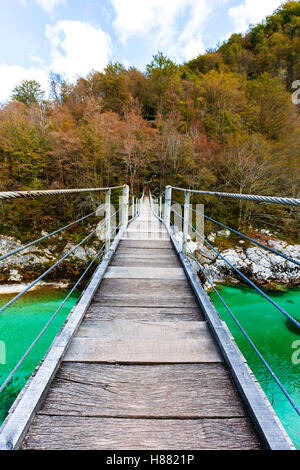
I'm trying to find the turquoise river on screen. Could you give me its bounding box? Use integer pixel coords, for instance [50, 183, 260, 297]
[210, 285, 300, 449]
[0, 285, 299, 448]
[0, 288, 81, 426]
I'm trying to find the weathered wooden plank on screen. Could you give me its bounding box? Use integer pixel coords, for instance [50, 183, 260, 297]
[21, 416, 261, 450]
[92, 296, 199, 307]
[85, 306, 204, 321]
[75, 319, 214, 340]
[110, 258, 181, 267]
[37, 363, 247, 418]
[96, 279, 194, 297]
[113, 251, 178, 259]
[64, 332, 223, 363]
[104, 266, 186, 280]
[115, 249, 177, 259]
[118, 240, 173, 249]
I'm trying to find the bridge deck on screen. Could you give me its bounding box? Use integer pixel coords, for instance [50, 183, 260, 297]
[19, 198, 262, 450]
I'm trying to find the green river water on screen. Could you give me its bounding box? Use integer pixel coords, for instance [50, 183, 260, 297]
[0, 288, 81, 425]
[0, 285, 299, 448]
[210, 285, 300, 449]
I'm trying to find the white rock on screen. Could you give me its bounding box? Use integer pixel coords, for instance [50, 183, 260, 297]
[268, 239, 288, 250]
[217, 229, 231, 238]
[191, 237, 300, 286]
[9, 269, 22, 282]
[260, 229, 272, 236]
[207, 233, 216, 242]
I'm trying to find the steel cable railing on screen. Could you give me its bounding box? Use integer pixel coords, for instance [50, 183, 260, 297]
[0, 208, 121, 316]
[0, 220, 122, 395]
[0, 186, 124, 201]
[169, 205, 300, 329]
[170, 200, 300, 268]
[0, 227, 98, 315]
[149, 194, 300, 416]
[0, 185, 143, 397]
[169, 221, 300, 418]
[169, 186, 300, 207]
[0, 184, 130, 263]
[0, 209, 100, 263]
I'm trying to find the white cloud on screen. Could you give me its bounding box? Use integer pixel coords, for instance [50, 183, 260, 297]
[0, 20, 112, 102]
[228, 0, 283, 33]
[46, 20, 112, 80]
[0, 63, 49, 103]
[36, 0, 65, 12]
[110, 0, 212, 62]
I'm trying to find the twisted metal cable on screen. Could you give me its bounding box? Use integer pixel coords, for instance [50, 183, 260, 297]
[170, 207, 300, 328]
[0, 221, 122, 395]
[170, 200, 300, 268]
[0, 221, 122, 394]
[0, 208, 121, 315]
[172, 223, 300, 417]
[0, 209, 100, 262]
[0, 244, 105, 395]
[0, 186, 124, 201]
[0, 227, 98, 315]
[170, 186, 300, 207]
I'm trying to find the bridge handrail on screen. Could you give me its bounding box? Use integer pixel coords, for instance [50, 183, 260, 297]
[0, 185, 134, 263]
[172, 224, 300, 418]
[0, 209, 99, 262]
[0, 186, 143, 397]
[149, 191, 300, 420]
[169, 205, 299, 327]
[0, 232, 110, 396]
[171, 201, 300, 268]
[151, 191, 300, 267]
[0, 186, 124, 201]
[169, 186, 300, 207]
[187, 205, 300, 268]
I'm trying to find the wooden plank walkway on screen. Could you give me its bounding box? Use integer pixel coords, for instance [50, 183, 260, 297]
[19, 198, 263, 450]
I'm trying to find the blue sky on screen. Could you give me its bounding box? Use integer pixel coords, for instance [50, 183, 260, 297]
[0, 0, 285, 101]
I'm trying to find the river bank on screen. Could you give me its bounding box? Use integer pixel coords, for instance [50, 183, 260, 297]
[2, 229, 300, 290]
[0, 234, 103, 286]
[174, 230, 300, 290]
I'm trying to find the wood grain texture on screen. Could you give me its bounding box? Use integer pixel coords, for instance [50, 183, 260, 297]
[21, 416, 261, 450]
[110, 258, 181, 267]
[104, 266, 185, 280]
[74, 319, 216, 340]
[64, 337, 223, 363]
[118, 240, 173, 249]
[116, 248, 175, 257]
[85, 306, 204, 321]
[36, 363, 247, 418]
[91, 296, 199, 307]
[96, 278, 193, 297]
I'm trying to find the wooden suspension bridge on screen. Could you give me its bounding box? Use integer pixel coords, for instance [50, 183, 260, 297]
[0, 188, 297, 450]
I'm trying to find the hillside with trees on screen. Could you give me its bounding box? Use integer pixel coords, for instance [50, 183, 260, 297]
[0, 1, 299, 242]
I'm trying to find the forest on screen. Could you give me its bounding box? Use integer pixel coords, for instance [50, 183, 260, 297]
[0, 1, 299, 241]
